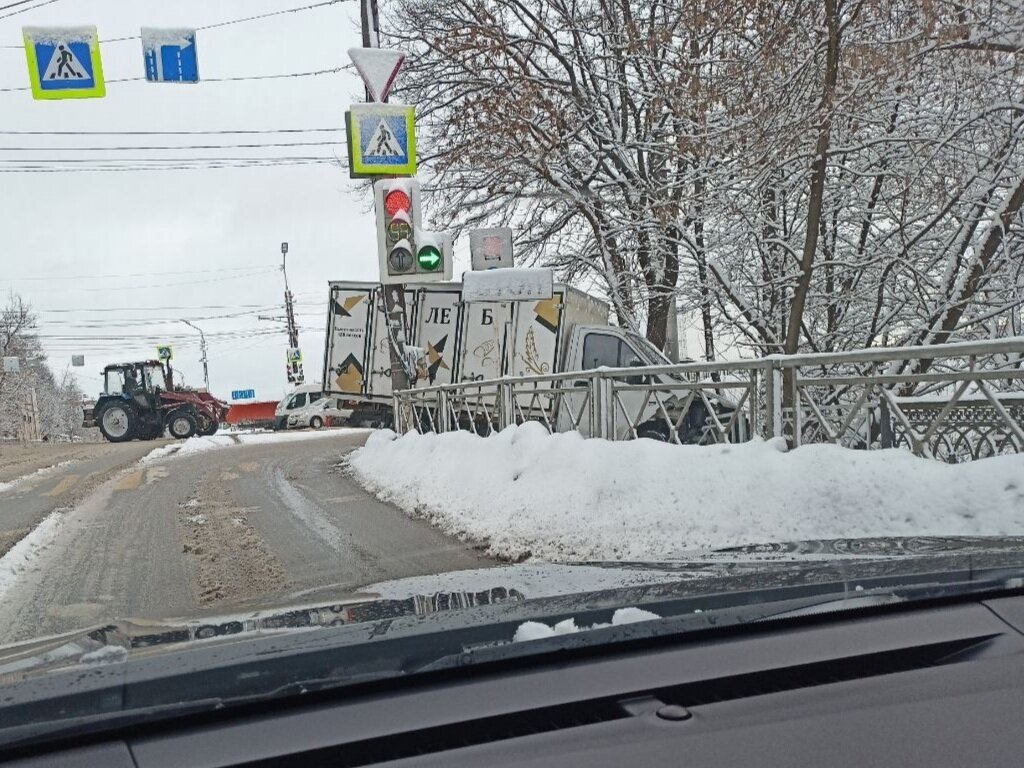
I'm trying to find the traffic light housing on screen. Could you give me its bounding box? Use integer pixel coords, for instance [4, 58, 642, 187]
[374, 179, 452, 283]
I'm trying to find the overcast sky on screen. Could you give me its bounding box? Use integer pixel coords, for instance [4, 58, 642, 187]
[0, 0, 471, 402]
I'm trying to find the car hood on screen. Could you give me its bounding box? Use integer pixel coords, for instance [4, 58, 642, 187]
[2, 535, 1024, 681]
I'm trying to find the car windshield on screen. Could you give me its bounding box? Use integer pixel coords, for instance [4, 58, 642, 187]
[1, 0, 1024, 748]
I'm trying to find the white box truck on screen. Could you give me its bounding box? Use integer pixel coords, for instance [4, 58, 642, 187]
[322, 280, 718, 438]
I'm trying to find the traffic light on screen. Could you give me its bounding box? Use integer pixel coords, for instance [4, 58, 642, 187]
[415, 228, 454, 280]
[374, 179, 452, 283]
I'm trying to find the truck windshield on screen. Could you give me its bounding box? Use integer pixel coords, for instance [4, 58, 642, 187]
[625, 332, 672, 366]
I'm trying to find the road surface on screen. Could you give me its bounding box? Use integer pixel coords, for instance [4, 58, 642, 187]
[0, 431, 493, 645]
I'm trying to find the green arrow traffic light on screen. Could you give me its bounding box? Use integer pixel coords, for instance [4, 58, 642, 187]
[417, 245, 442, 271]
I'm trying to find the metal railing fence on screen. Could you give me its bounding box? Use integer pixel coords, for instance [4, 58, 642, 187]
[393, 338, 1024, 462]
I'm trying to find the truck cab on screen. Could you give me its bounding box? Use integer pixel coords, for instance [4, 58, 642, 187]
[555, 325, 733, 442]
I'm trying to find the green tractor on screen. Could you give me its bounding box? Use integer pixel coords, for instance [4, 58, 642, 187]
[83, 360, 229, 443]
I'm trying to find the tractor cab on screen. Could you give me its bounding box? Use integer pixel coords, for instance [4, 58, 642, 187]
[102, 361, 167, 399]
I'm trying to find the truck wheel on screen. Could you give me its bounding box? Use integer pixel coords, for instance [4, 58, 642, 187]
[167, 410, 197, 440]
[310, 416, 324, 430]
[98, 403, 135, 443]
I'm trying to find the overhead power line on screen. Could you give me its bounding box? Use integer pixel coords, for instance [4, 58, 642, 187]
[0, 66, 345, 93]
[0, 0, 61, 20]
[0, 159, 339, 173]
[36, 303, 291, 312]
[5, 264, 279, 281]
[0, 140, 342, 151]
[0, 127, 343, 136]
[6, 268, 280, 291]
[0, 0, 350, 48]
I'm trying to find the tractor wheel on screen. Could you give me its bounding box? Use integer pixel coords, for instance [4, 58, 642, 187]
[309, 415, 324, 430]
[198, 421, 219, 437]
[167, 409, 198, 440]
[98, 403, 135, 443]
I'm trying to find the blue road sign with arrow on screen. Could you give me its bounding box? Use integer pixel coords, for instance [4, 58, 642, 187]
[141, 28, 198, 84]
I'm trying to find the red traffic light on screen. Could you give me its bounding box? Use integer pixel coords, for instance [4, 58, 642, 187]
[384, 189, 412, 217]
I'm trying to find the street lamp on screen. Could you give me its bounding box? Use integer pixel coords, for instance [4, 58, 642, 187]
[181, 319, 210, 391]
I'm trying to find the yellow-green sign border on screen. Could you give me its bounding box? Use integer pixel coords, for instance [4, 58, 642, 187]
[346, 104, 417, 178]
[23, 30, 106, 100]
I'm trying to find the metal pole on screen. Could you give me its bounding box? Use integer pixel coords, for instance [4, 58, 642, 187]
[281, 242, 299, 351]
[181, 320, 210, 391]
[361, 0, 411, 394]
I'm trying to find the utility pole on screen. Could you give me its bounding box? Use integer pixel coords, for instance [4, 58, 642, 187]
[181, 319, 210, 391]
[280, 242, 300, 350]
[360, 0, 411, 392]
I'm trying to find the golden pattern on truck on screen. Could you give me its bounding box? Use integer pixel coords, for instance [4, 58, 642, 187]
[533, 297, 562, 334]
[335, 353, 365, 393]
[332, 293, 366, 318]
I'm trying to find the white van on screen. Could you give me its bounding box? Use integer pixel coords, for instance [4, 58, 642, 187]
[273, 383, 325, 431]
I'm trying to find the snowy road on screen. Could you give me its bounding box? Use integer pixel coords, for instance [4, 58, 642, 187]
[0, 430, 493, 646]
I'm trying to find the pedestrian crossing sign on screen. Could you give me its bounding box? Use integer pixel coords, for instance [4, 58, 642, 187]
[23, 26, 105, 100]
[346, 103, 416, 178]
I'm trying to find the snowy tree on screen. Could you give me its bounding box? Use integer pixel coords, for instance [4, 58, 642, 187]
[0, 293, 87, 441]
[385, 0, 1024, 358]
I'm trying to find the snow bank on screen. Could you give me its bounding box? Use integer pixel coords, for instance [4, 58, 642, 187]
[0, 460, 77, 494]
[140, 429, 371, 463]
[0, 510, 65, 601]
[513, 607, 661, 642]
[348, 424, 1024, 562]
[462, 268, 553, 302]
[236, 429, 370, 445]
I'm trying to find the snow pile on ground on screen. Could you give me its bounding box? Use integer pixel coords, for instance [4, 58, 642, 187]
[513, 607, 661, 642]
[0, 460, 77, 494]
[141, 428, 370, 463]
[348, 423, 1024, 562]
[0, 510, 65, 600]
[236, 429, 369, 446]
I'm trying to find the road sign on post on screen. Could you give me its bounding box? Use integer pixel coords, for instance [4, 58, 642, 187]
[23, 26, 105, 100]
[141, 28, 199, 83]
[347, 47, 405, 102]
[470, 228, 514, 270]
[71, 354, 85, 367]
[349, 40, 413, 394]
[286, 347, 304, 384]
[156, 345, 173, 362]
[346, 103, 416, 177]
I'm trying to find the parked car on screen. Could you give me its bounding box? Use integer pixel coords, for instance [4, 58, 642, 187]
[273, 383, 325, 430]
[286, 396, 353, 430]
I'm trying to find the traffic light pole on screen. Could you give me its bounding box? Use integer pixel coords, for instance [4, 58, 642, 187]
[361, 0, 411, 393]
